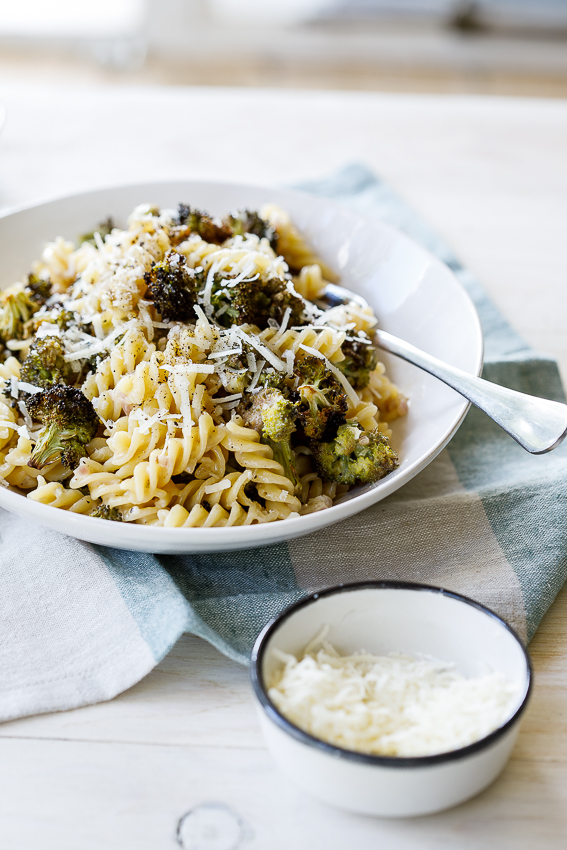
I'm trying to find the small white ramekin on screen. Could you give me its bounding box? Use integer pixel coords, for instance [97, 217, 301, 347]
[250, 581, 531, 817]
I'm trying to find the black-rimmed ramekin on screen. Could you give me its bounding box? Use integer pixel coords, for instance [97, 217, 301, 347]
[250, 581, 531, 817]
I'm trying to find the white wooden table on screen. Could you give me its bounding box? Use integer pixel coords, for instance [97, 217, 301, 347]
[0, 85, 566, 849]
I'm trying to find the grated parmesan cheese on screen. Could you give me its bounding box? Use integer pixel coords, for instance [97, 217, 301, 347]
[17, 381, 43, 395]
[237, 328, 286, 372]
[1, 420, 31, 439]
[225, 260, 258, 288]
[170, 369, 193, 429]
[35, 323, 62, 339]
[9, 376, 43, 398]
[271, 305, 292, 344]
[193, 304, 214, 339]
[246, 351, 257, 372]
[202, 260, 219, 316]
[91, 313, 105, 340]
[137, 300, 154, 341]
[214, 392, 242, 404]
[208, 348, 242, 360]
[161, 362, 215, 375]
[18, 400, 33, 431]
[283, 349, 295, 377]
[247, 358, 266, 392]
[268, 632, 519, 757]
[298, 343, 359, 406]
[64, 319, 136, 362]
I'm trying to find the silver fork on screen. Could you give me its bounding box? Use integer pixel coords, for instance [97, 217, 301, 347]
[322, 283, 567, 455]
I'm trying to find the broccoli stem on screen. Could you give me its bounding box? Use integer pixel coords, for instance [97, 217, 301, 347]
[265, 436, 301, 496]
[28, 424, 64, 469]
[28, 424, 84, 470]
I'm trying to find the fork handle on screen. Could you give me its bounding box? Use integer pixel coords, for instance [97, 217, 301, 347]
[375, 329, 567, 454]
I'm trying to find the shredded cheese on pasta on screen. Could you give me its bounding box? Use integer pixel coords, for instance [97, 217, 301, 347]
[0, 202, 408, 526]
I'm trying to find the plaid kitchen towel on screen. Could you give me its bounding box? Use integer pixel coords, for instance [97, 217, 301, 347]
[1, 164, 566, 722]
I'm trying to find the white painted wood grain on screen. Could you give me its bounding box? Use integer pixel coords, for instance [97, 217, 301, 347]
[0, 85, 566, 848]
[2, 733, 567, 850]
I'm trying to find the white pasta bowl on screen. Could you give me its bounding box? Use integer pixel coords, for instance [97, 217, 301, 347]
[250, 581, 531, 817]
[0, 181, 482, 553]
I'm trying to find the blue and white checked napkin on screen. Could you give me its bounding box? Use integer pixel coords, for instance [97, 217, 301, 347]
[2, 164, 566, 722]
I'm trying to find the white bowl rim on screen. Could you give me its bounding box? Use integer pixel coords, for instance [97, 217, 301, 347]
[250, 580, 532, 768]
[0, 179, 484, 550]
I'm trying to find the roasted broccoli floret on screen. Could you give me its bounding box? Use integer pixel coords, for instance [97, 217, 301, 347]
[239, 388, 295, 441]
[0, 276, 58, 343]
[171, 205, 275, 247]
[239, 387, 300, 493]
[26, 274, 52, 308]
[215, 354, 250, 394]
[26, 385, 99, 470]
[175, 204, 232, 245]
[311, 423, 399, 486]
[54, 309, 76, 331]
[336, 337, 379, 390]
[79, 217, 115, 246]
[23, 307, 76, 341]
[90, 504, 123, 522]
[144, 251, 202, 322]
[1, 380, 13, 406]
[0, 288, 38, 342]
[210, 276, 306, 330]
[225, 210, 278, 249]
[20, 337, 75, 390]
[256, 367, 289, 391]
[293, 354, 348, 442]
[216, 354, 291, 398]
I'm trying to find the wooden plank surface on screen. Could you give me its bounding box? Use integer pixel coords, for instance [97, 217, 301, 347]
[0, 85, 566, 848]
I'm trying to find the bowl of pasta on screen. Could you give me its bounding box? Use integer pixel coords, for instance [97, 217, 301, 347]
[0, 181, 482, 553]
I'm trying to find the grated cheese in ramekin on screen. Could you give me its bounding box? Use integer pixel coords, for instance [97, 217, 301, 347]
[267, 630, 519, 757]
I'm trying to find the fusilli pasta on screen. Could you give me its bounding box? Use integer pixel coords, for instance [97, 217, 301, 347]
[0, 201, 407, 526]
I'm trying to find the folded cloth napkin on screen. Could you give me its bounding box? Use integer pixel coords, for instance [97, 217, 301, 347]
[1, 164, 566, 723]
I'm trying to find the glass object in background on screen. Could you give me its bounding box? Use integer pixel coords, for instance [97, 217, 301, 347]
[320, 0, 567, 31]
[208, 0, 335, 26]
[0, 0, 148, 70]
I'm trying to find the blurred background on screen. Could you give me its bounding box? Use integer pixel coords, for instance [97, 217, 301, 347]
[1, 0, 567, 97]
